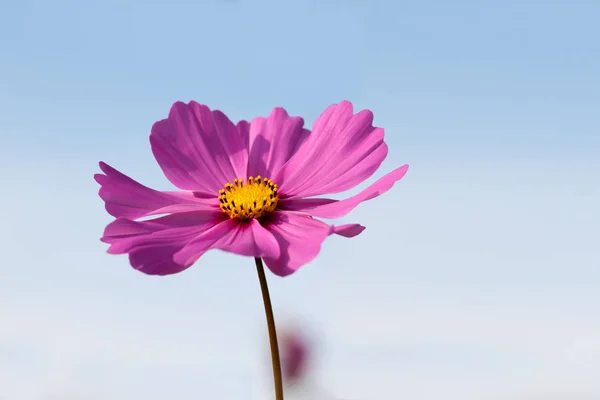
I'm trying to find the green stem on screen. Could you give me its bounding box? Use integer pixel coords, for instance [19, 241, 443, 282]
[255, 257, 284, 400]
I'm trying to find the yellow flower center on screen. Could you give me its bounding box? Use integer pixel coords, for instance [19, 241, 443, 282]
[218, 176, 279, 220]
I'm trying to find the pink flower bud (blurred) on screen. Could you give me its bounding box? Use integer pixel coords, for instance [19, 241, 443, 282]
[280, 329, 309, 385]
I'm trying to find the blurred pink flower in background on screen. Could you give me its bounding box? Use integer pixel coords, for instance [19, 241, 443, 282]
[281, 328, 310, 385]
[278, 323, 354, 400]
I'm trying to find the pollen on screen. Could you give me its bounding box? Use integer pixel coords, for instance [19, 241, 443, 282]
[218, 176, 279, 220]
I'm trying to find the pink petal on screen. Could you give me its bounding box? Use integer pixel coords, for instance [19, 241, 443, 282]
[101, 211, 224, 275]
[273, 101, 388, 198]
[247, 107, 310, 179]
[331, 224, 365, 237]
[173, 218, 280, 266]
[261, 212, 365, 277]
[95, 162, 216, 219]
[279, 164, 409, 219]
[236, 120, 251, 155]
[150, 101, 248, 194]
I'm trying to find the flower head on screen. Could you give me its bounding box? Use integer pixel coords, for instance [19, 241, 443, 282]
[96, 101, 408, 276]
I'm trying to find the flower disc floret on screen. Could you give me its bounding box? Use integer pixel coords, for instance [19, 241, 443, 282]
[218, 176, 279, 220]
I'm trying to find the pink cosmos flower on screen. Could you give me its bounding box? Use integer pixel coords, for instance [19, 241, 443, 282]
[96, 100, 408, 276]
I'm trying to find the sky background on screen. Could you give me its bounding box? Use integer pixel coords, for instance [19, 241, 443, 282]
[1, 0, 599, 399]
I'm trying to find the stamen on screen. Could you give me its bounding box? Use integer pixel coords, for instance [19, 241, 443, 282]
[218, 176, 279, 220]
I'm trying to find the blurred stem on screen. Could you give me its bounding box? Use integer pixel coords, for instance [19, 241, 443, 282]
[255, 257, 284, 400]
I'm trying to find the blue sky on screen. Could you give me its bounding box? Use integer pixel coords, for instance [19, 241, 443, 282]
[1, 0, 599, 399]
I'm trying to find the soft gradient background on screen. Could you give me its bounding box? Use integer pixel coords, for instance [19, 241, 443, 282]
[1, 0, 599, 399]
